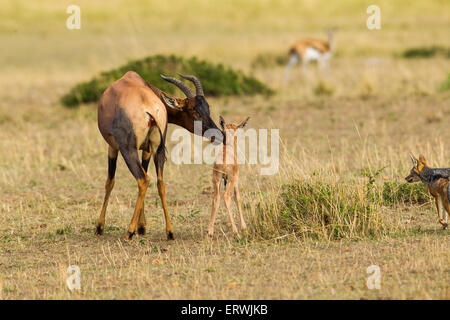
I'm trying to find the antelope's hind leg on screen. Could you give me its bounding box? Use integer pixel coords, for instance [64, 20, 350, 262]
[96, 146, 118, 235]
[110, 108, 149, 241]
[137, 150, 152, 235]
[121, 147, 149, 241]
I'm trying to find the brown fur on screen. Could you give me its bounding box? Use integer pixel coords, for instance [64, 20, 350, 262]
[405, 154, 449, 229]
[290, 38, 331, 57]
[97, 71, 170, 241]
[207, 117, 249, 238]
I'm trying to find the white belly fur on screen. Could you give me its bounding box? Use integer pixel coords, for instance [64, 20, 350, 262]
[304, 47, 322, 61]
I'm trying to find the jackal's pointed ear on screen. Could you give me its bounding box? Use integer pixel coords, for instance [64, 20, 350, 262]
[409, 153, 419, 167]
[161, 93, 182, 111]
[238, 117, 250, 129]
[419, 154, 429, 166]
[219, 116, 225, 130]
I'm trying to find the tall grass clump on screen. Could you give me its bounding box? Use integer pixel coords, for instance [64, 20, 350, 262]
[250, 178, 387, 241]
[382, 182, 430, 206]
[61, 54, 274, 107]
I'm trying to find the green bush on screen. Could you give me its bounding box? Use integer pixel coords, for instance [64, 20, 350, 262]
[401, 46, 450, 59]
[439, 73, 450, 92]
[252, 180, 385, 240]
[61, 54, 274, 107]
[382, 182, 430, 206]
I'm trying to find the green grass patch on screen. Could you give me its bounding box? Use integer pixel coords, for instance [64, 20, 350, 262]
[382, 182, 430, 206]
[439, 73, 450, 92]
[61, 54, 274, 107]
[251, 179, 386, 241]
[400, 46, 450, 59]
[56, 225, 73, 235]
[313, 81, 334, 96]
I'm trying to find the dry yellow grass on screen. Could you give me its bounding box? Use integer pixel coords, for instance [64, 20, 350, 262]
[0, 0, 449, 299]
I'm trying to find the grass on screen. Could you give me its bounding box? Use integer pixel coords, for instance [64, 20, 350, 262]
[439, 73, 450, 92]
[251, 179, 385, 241]
[313, 81, 335, 96]
[382, 182, 431, 206]
[0, 0, 449, 300]
[61, 54, 274, 107]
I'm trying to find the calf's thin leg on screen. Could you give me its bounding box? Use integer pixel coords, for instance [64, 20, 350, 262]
[223, 175, 239, 237]
[233, 179, 246, 231]
[208, 171, 221, 237]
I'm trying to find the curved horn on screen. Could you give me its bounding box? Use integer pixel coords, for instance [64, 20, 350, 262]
[178, 74, 204, 96]
[160, 74, 194, 98]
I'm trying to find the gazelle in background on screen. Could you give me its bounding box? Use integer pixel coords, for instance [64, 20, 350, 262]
[97, 71, 222, 241]
[284, 28, 337, 82]
[208, 116, 250, 238]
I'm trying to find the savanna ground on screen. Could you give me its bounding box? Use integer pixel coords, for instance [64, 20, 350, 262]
[0, 0, 449, 299]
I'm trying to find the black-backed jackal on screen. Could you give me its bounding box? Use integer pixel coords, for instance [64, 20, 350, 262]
[405, 154, 449, 229]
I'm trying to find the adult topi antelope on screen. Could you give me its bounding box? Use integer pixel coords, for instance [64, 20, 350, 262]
[284, 28, 337, 82]
[97, 71, 222, 241]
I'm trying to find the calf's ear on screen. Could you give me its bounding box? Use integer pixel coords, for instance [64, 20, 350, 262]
[239, 117, 250, 128]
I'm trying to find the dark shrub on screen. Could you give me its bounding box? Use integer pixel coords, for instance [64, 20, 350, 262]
[61, 54, 274, 107]
[401, 46, 450, 59]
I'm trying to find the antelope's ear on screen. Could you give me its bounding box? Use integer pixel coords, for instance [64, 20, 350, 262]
[409, 153, 419, 167]
[161, 93, 182, 111]
[239, 117, 250, 128]
[419, 154, 428, 166]
[219, 116, 226, 130]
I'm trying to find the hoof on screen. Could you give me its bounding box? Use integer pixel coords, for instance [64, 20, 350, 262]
[95, 225, 104, 235]
[124, 231, 135, 241]
[167, 231, 175, 240]
[137, 226, 146, 235]
[442, 223, 448, 230]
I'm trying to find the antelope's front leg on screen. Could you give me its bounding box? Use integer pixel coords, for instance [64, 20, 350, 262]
[154, 148, 174, 240]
